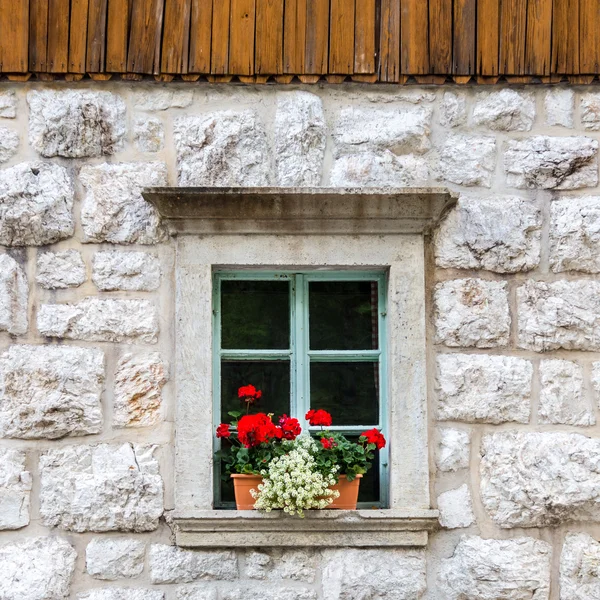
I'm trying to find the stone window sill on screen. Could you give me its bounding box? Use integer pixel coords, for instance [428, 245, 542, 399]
[172, 509, 440, 548]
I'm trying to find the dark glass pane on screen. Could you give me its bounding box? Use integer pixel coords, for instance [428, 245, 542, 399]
[221, 360, 291, 421]
[345, 434, 381, 505]
[309, 280, 379, 350]
[221, 280, 290, 349]
[310, 362, 379, 426]
[218, 437, 235, 505]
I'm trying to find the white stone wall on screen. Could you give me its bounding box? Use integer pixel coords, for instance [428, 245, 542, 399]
[1, 82, 600, 598]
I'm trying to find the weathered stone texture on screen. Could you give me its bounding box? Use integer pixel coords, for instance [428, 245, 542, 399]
[245, 550, 316, 582]
[560, 532, 600, 600]
[0, 162, 73, 246]
[174, 111, 272, 186]
[504, 136, 598, 189]
[517, 280, 600, 352]
[222, 590, 316, 600]
[80, 162, 167, 245]
[473, 89, 536, 131]
[0, 128, 19, 162]
[550, 197, 600, 273]
[134, 117, 165, 153]
[0, 448, 31, 529]
[437, 354, 532, 424]
[581, 93, 600, 130]
[0, 91, 17, 118]
[330, 152, 428, 187]
[92, 252, 161, 291]
[37, 298, 159, 344]
[177, 589, 217, 600]
[0, 536, 77, 600]
[438, 484, 475, 529]
[321, 549, 426, 600]
[86, 538, 145, 580]
[275, 91, 326, 186]
[440, 91, 467, 127]
[40, 444, 163, 532]
[28, 90, 126, 157]
[436, 428, 471, 472]
[149, 545, 238, 583]
[0, 254, 27, 335]
[78, 590, 164, 600]
[435, 195, 541, 272]
[113, 353, 168, 428]
[0, 345, 103, 439]
[36, 250, 86, 289]
[539, 359, 593, 426]
[593, 363, 600, 408]
[134, 88, 193, 111]
[480, 431, 600, 528]
[439, 134, 497, 187]
[434, 279, 510, 348]
[438, 536, 551, 600]
[545, 88, 574, 128]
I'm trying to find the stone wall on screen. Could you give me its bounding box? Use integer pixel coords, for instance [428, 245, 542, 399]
[1, 82, 600, 599]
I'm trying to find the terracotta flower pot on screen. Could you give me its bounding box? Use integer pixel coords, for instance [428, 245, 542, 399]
[328, 474, 362, 509]
[231, 474, 263, 509]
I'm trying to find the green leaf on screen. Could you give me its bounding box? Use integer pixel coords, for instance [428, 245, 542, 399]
[228, 411, 242, 418]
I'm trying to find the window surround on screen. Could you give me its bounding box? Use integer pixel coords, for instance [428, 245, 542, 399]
[145, 187, 456, 548]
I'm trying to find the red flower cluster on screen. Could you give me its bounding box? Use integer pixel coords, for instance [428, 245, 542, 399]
[320, 437, 336, 450]
[361, 428, 386, 450]
[279, 415, 302, 440]
[305, 409, 332, 427]
[216, 423, 230, 438]
[237, 413, 282, 448]
[238, 384, 262, 405]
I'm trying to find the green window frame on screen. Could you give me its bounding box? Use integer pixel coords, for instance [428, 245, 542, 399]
[213, 270, 389, 509]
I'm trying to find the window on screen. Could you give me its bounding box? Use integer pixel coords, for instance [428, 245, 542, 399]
[213, 271, 388, 508]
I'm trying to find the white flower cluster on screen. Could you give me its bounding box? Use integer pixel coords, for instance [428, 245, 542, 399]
[251, 435, 339, 517]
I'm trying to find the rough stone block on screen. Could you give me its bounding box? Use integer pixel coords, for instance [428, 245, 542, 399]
[149, 545, 238, 583]
[86, 538, 146, 580]
[0, 128, 19, 162]
[434, 279, 510, 348]
[113, 353, 168, 428]
[581, 93, 600, 130]
[176, 589, 217, 600]
[321, 548, 426, 600]
[78, 591, 164, 600]
[480, 431, 600, 527]
[435, 195, 541, 272]
[539, 359, 593, 426]
[560, 532, 600, 600]
[440, 91, 467, 128]
[134, 117, 164, 153]
[504, 136, 598, 189]
[40, 443, 163, 532]
[28, 90, 126, 157]
[437, 354, 532, 424]
[0, 344, 104, 439]
[439, 134, 497, 187]
[473, 89, 536, 131]
[0, 91, 17, 118]
[0, 254, 27, 335]
[36, 250, 86, 289]
[80, 162, 167, 245]
[245, 550, 316, 582]
[517, 280, 600, 352]
[37, 298, 159, 344]
[174, 111, 271, 186]
[221, 590, 315, 600]
[550, 197, 600, 273]
[275, 91, 325, 186]
[134, 89, 193, 111]
[0, 448, 31, 529]
[92, 251, 161, 291]
[436, 428, 471, 472]
[438, 484, 475, 529]
[545, 88, 574, 128]
[0, 162, 73, 246]
[0, 536, 77, 600]
[592, 363, 600, 408]
[438, 536, 551, 599]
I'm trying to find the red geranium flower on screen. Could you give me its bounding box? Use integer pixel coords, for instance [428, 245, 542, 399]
[278, 415, 302, 440]
[216, 423, 231, 438]
[361, 428, 386, 450]
[238, 384, 262, 405]
[305, 409, 333, 427]
[237, 413, 279, 448]
[320, 437, 335, 450]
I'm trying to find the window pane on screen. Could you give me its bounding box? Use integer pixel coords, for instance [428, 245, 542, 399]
[221, 360, 291, 420]
[309, 280, 379, 350]
[221, 280, 290, 349]
[310, 362, 379, 426]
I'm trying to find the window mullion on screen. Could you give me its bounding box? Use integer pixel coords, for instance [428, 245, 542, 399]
[292, 274, 309, 425]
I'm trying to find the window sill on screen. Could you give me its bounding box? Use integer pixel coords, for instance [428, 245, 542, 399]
[172, 509, 440, 548]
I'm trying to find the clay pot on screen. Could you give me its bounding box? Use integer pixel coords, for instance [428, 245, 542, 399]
[327, 474, 362, 509]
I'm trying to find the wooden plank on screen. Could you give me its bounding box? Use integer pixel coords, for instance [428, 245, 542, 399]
[354, 0, 375, 73]
[330, 0, 355, 73]
[86, 0, 108, 72]
[429, 0, 452, 73]
[551, 0, 579, 74]
[47, 0, 69, 71]
[580, 0, 600, 73]
[379, 0, 400, 81]
[499, 0, 527, 74]
[0, 0, 28, 72]
[29, 0, 49, 71]
[189, 0, 212, 72]
[477, 0, 499, 75]
[525, 0, 552, 74]
[127, 0, 164, 73]
[283, 0, 306, 73]
[162, 0, 191, 73]
[229, 0, 255, 74]
[305, 0, 328, 73]
[106, 0, 131, 72]
[401, 0, 429, 74]
[69, 0, 89, 72]
[211, 0, 231, 74]
[256, 0, 283, 74]
[453, 0, 476, 74]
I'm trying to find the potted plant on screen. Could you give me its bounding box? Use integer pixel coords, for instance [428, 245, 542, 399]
[215, 385, 386, 516]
